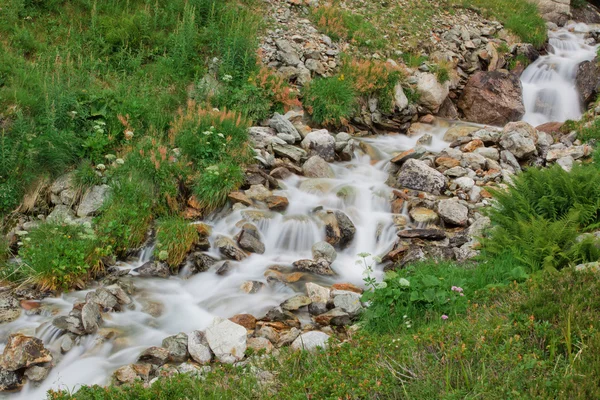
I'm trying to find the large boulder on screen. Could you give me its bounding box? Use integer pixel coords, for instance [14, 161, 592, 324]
[162, 333, 189, 363]
[205, 318, 247, 364]
[302, 156, 335, 178]
[301, 130, 336, 162]
[527, 0, 570, 25]
[499, 121, 538, 159]
[397, 159, 448, 195]
[458, 71, 525, 126]
[416, 73, 450, 113]
[576, 59, 600, 107]
[269, 112, 301, 142]
[437, 199, 469, 226]
[215, 236, 247, 261]
[77, 185, 110, 217]
[291, 331, 331, 351]
[317, 210, 356, 249]
[1, 334, 52, 371]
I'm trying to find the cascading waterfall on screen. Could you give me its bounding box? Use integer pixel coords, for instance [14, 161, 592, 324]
[521, 23, 598, 126]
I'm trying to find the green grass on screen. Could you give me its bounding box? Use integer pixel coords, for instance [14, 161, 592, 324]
[154, 216, 199, 269]
[302, 76, 357, 127]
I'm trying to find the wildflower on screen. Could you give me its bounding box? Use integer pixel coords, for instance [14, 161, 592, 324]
[451, 286, 464, 293]
[96, 164, 106, 171]
[398, 278, 410, 287]
[376, 281, 388, 289]
[105, 154, 116, 161]
[115, 158, 125, 165]
[203, 131, 212, 135]
[339, 74, 345, 81]
[158, 250, 169, 261]
[441, 314, 449, 320]
[217, 133, 225, 138]
[222, 74, 233, 82]
[125, 130, 134, 140]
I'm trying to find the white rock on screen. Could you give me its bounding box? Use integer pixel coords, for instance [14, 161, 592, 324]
[77, 185, 110, 217]
[394, 83, 409, 111]
[437, 199, 469, 226]
[301, 130, 335, 162]
[291, 331, 331, 351]
[188, 331, 212, 364]
[306, 282, 331, 304]
[416, 72, 450, 113]
[332, 290, 362, 315]
[205, 318, 247, 364]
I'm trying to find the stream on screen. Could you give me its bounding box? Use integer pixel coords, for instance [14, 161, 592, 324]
[0, 23, 596, 398]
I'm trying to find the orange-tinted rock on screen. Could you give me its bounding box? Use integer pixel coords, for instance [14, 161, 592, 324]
[228, 191, 253, 206]
[462, 139, 484, 152]
[435, 156, 461, 169]
[391, 198, 405, 214]
[266, 196, 289, 211]
[419, 114, 436, 124]
[20, 300, 41, 311]
[331, 283, 363, 294]
[536, 122, 564, 134]
[229, 314, 257, 330]
[194, 222, 212, 237]
[183, 207, 202, 220]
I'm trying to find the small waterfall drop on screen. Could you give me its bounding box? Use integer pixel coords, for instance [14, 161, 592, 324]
[521, 23, 598, 126]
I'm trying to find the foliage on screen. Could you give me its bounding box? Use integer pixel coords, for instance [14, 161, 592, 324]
[401, 52, 429, 68]
[302, 76, 357, 126]
[193, 163, 245, 213]
[73, 161, 103, 192]
[483, 164, 600, 271]
[430, 63, 451, 84]
[577, 117, 600, 142]
[154, 217, 199, 269]
[17, 223, 104, 291]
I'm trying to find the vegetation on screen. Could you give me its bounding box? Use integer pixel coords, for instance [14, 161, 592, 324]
[302, 75, 357, 126]
[154, 217, 199, 269]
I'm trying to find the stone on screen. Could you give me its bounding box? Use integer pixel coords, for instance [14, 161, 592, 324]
[331, 283, 363, 294]
[77, 185, 110, 217]
[437, 199, 469, 226]
[162, 333, 189, 363]
[0, 293, 21, 324]
[276, 39, 301, 67]
[229, 314, 257, 330]
[1, 334, 52, 371]
[443, 125, 479, 142]
[105, 285, 133, 306]
[24, 365, 50, 382]
[138, 346, 170, 366]
[248, 127, 277, 149]
[394, 83, 409, 111]
[529, 0, 571, 25]
[319, 210, 356, 249]
[311, 241, 337, 263]
[188, 331, 212, 365]
[398, 229, 446, 240]
[474, 147, 500, 161]
[270, 167, 293, 180]
[306, 282, 331, 303]
[397, 159, 448, 195]
[256, 326, 279, 344]
[536, 122, 564, 135]
[269, 112, 301, 142]
[500, 121, 538, 159]
[308, 302, 328, 316]
[291, 331, 331, 351]
[215, 236, 247, 261]
[302, 155, 335, 178]
[301, 130, 335, 162]
[247, 337, 273, 354]
[557, 155, 574, 172]
[135, 261, 170, 278]
[240, 280, 265, 294]
[416, 72, 450, 113]
[281, 295, 312, 311]
[276, 327, 301, 348]
[0, 369, 23, 391]
[272, 143, 307, 163]
[205, 318, 247, 364]
[113, 364, 152, 385]
[409, 207, 439, 224]
[458, 71, 525, 125]
[454, 176, 475, 191]
[390, 147, 426, 165]
[46, 205, 76, 224]
[81, 302, 102, 334]
[50, 173, 74, 194]
[245, 185, 271, 202]
[332, 290, 362, 316]
[314, 308, 351, 326]
[461, 153, 487, 170]
[228, 191, 253, 206]
[86, 288, 119, 311]
[576, 59, 600, 106]
[237, 229, 265, 254]
[191, 253, 217, 274]
[266, 196, 289, 211]
[293, 259, 335, 276]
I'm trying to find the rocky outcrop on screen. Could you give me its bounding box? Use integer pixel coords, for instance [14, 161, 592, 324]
[576, 59, 600, 106]
[458, 71, 525, 125]
[528, 0, 570, 25]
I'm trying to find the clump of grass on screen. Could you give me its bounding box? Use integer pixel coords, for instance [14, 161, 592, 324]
[401, 52, 429, 68]
[18, 223, 104, 291]
[154, 216, 199, 269]
[73, 161, 103, 192]
[302, 75, 357, 126]
[430, 63, 451, 84]
[193, 163, 245, 213]
[483, 164, 600, 272]
[577, 118, 600, 142]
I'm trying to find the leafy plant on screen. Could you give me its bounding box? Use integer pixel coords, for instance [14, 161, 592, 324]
[193, 163, 245, 213]
[154, 216, 199, 269]
[302, 76, 356, 126]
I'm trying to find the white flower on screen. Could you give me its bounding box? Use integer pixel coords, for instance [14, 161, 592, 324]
[96, 164, 106, 171]
[125, 130, 134, 140]
[115, 158, 124, 165]
[222, 74, 233, 82]
[217, 133, 225, 138]
[376, 281, 388, 289]
[203, 131, 211, 135]
[105, 154, 116, 161]
[399, 278, 410, 287]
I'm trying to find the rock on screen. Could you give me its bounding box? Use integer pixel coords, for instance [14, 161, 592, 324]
[474, 147, 500, 161]
[416, 72, 450, 113]
[247, 337, 273, 354]
[162, 333, 189, 363]
[188, 331, 212, 365]
[311, 241, 337, 263]
[269, 112, 301, 142]
[86, 288, 119, 311]
[530, 0, 571, 25]
[332, 290, 362, 316]
[443, 126, 479, 142]
[461, 153, 487, 170]
[105, 285, 132, 306]
[138, 346, 170, 366]
[266, 196, 289, 211]
[0, 369, 23, 391]
[536, 122, 564, 134]
[308, 302, 328, 316]
[276, 40, 301, 67]
[397, 159, 448, 195]
[281, 295, 312, 311]
[500, 121, 538, 159]
[301, 130, 336, 162]
[458, 71, 525, 125]
[291, 331, 330, 351]
[113, 364, 151, 385]
[576, 59, 600, 106]
[0, 293, 21, 324]
[454, 176, 475, 191]
[319, 210, 356, 249]
[229, 314, 257, 330]
[302, 155, 335, 178]
[237, 229, 265, 254]
[228, 191, 253, 206]
[270, 167, 293, 180]
[557, 155, 574, 172]
[438, 97, 460, 119]
[47, 205, 76, 224]
[77, 185, 110, 217]
[409, 207, 439, 224]
[240, 280, 265, 294]
[272, 143, 307, 163]
[331, 283, 363, 294]
[52, 313, 85, 336]
[276, 327, 301, 348]
[81, 302, 102, 334]
[135, 261, 170, 278]
[190, 253, 217, 274]
[437, 199, 469, 226]
[245, 185, 271, 202]
[256, 326, 279, 344]
[215, 236, 247, 261]
[398, 229, 446, 240]
[50, 173, 74, 194]
[306, 282, 331, 303]
[394, 83, 409, 111]
[314, 308, 351, 326]
[248, 127, 277, 149]
[205, 318, 247, 364]
[24, 365, 50, 383]
[293, 259, 335, 276]
[1, 334, 52, 371]
[390, 147, 426, 165]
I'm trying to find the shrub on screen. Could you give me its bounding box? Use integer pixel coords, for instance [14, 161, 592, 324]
[193, 162, 245, 213]
[154, 216, 199, 269]
[302, 76, 356, 126]
[343, 59, 404, 113]
[18, 223, 103, 291]
[311, 5, 383, 50]
[73, 161, 104, 192]
[483, 164, 600, 271]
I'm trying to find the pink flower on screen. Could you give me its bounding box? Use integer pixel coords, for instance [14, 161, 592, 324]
[441, 314, 449, 320]
[451, 286, 464, 293]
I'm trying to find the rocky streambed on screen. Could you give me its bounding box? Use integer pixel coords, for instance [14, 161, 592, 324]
[0, 22, 599, 398]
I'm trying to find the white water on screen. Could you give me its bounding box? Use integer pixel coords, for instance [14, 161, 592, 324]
[521, 23, 598, 126]
[0, 119, 479, 399]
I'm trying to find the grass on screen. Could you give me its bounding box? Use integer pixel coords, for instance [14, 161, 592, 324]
[302, 75, 357, 127]
[154, 216, 199, 269]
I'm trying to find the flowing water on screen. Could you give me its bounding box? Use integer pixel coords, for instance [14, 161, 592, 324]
[521, 23, 598, 126]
